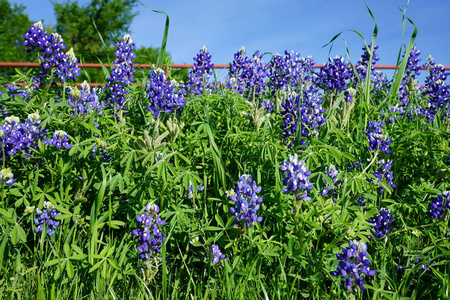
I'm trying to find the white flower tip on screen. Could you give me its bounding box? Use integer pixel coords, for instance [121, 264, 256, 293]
[123, 34, 133, 45]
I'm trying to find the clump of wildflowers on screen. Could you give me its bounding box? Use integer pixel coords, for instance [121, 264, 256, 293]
[211, 244, 226, 265]
[228, 174, 263, 227]
[368, 207, 395, 239]
[44, 130, 72, 149]
[0, 114, 47, 160]
[132, 202, 166, 260]
[321, 164, 341, 198]
[421, 60, 450, 122]
[280, 153, 313, 202]
[105, 34, 136, 109]
[364, 120, 392, 154]
[331, 240, 376, 292]
[369, 159, 396, 195]
[0, 168, 16, 186]
[34, 201, 61, 235]
[268, 51, 316, 94]
[146, 68, 185, 117]
[318, 56, 353, 101]
[187, 46, 215, 95]
[227, 47, 268, 100]
[67, 81, 105, 116]
[22, 22, 81, 83]
[427, 191, 450, 219]
[279, 87, 326, 147]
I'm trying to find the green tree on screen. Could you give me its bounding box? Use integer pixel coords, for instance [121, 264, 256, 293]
[0, 0, 34, 77]
[53, 0, 173, 82]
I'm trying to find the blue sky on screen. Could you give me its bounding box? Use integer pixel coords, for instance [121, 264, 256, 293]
[9, 0, 450, 81]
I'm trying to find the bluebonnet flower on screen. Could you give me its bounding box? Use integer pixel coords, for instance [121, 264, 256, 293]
[67, 81, 105, 116]
[364, 120, 392, 154]
[331, 240, 376, 291]
[22, 22, 81, 83]
[146, 68, 185, 117]
[44, 130, 72, 149]
[368, 207, 395, 239]
[280, 153, 313, 201]
[280, 86, 326, 147]
[105, 34, 137, 109]
[227, 47, 268, 100]
[421, 60, 450, 122]
[268, 51, 316, 94]
[427, 191, 450, 219]
[187, 46, 215, 95]
[0, 168, 16, 186]
[369, 159, 396, 195]
[91, 138, 111, 162]
[211, 244, 226, 265]
[321, 164, 341, 198]
[228, 174, 263, 227]
[318, 56, 353, 101]
[0, 114, 47, 160]
[353, 44, 379, 81]
[187, 181, 204, 199]
[132, 202, 166, 260]
[34, 201, 61, 235]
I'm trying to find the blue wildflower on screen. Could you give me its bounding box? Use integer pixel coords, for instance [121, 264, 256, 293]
[211, 244, 226, 265]
[228, 174, 263, 227]
[280, 153, 313, 201]
[132, 202, 166, 260]
[368, 207, 395, 239]
[34, 201, 61, 235]
[331, 240, 376, 292]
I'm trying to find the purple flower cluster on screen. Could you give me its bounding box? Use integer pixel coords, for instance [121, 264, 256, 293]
[364, 120, 392, 154]
[146, 68, 186, 117]
[211, 244, 226, 265]
[321, 164, 341, 198]
[318, 56, 352, 101]
[228, 174, 263, 227]
[368, 207, 395, 239]
[187, 46, 215, 95]
[331, 240, 376, 291]
[279, 87, 326, 146]
[421, 60, 450, 122]
[132, 202, 166, 260]
[0, 114, 47, 160]
[370, 159, 396, 195]
[354, 44, 380, 81]
[22, 22, 81, 83]
[0, 168, 16, 186]
[227, 48, 268, 99]
[67, 81, 105, 116]
[404, 46, 423, 79]
[268, 51, 316, 94]
[34, 201, 61, 236]
[280, 153, 313, 201]
[105, 34, 137, 109]
[44, 130, 72, 149]
[427, 191, 450, 219]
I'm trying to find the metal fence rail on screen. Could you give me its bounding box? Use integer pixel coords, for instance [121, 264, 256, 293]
[1, 62, 449, 87]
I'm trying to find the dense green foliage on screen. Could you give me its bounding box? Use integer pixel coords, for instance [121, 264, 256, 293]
[0, 7, 450, 300]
